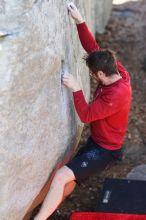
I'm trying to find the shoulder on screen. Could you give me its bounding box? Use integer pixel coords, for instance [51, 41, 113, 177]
[117, 60, 131, 83]
[101, 80, 132, 103]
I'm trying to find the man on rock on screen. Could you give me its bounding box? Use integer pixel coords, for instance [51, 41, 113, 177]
[34, 3, 131, 220]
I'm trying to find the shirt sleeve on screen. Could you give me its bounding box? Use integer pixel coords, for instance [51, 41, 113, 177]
[76, 22, 100, 53]
[73, 90, 122, 124]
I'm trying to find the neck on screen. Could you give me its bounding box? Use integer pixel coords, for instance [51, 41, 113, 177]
[103, 73, 122, 85]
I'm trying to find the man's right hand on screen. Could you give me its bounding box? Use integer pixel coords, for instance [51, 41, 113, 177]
[67, 2, 84, 24]
[62, 74, 81, 92]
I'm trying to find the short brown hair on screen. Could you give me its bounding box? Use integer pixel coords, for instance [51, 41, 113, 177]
[84, 49, 118, 76]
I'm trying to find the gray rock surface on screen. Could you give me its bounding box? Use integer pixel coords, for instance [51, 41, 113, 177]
[127, 164, 146, 181]
[94, 0, 113, 33]
[0, 0, 113, 219]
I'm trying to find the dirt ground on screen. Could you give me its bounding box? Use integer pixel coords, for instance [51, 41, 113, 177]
[31, 0, 146, 219]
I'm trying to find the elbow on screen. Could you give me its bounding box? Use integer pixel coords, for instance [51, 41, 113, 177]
[76, 109, 93, 123]
[80, 116, 90, 124]
[79, 114, 100, 123]
[81, 119, 89, 124]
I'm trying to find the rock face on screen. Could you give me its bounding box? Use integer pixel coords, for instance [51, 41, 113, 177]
[0, 0, 112, 219]
[94, 0, 113, 33]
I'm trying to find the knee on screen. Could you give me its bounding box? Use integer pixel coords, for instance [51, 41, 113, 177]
[53, 166, 75, 185]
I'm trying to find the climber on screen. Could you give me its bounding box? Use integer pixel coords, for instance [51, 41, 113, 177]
[34, 2, 132, 220]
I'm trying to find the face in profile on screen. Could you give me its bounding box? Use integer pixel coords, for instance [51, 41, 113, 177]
[89, 70, 104, 85]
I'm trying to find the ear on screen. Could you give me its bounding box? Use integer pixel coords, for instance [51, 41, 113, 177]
[97, 71, 104, 78]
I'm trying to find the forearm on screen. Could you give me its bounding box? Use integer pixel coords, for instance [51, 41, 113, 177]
[76, 22, 100, 53]
[73, 90, 118, 123]
[68, 2, 100, 53]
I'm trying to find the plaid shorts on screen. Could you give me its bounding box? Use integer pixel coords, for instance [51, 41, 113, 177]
[65, 136, 122, 185]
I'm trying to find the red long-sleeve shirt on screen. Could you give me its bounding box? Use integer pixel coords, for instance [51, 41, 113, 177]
[73, 22, 132, 150]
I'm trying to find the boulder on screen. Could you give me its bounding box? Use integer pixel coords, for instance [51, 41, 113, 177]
[127, 164, 146, 181]
[0, 0, 113, 219]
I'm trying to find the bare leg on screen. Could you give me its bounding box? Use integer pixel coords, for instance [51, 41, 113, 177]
[34, 166, 76, 220]
[62, 180, 76, 202]
[54, 180, 77, 215]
